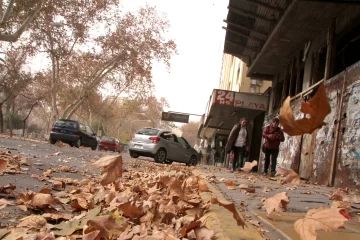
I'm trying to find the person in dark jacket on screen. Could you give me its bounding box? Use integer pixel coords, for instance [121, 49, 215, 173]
[262, 118, 285, 176]
[225, 118, 250, 172]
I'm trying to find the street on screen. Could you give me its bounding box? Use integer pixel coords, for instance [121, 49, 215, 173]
[0, 137, 359, 240]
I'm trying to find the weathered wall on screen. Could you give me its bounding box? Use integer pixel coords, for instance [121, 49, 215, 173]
[262, 61, 360, 188]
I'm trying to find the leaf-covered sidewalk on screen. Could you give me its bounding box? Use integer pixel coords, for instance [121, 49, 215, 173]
[197, 165, 360, 240]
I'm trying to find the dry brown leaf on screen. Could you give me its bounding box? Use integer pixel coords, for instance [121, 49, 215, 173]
[0, 184, 16, 194]
[275, 168, 302, 184]
[240, 161, 258, 173]
[179, 218, 201, 237]
[301, 191, 312, 195]
[20, 192, 56, 209]
[329, 190, 343, 201]
[198, 179, 211, 192]
[118, 202, 145, 219]
[86, 215, 121, 239]
[238, 184, 248, 189]
[0, 158, 8, 171]
[194, 226, 215, 240]
[0, 198, 16, 209]
[248, 219, 261, 227]
[331, 201, 352, 213]
[264, 192, 290, 215]
[18, 215, 47, 229]
[210, 197, 246, 228]
[43, 212, 72, 221]
[87, 155, 123, 185]
[224, 180, 236, 190]
[279, 84, 331, 136]
[245, 188, 256, 193]
[39, 187, 52, 194]
[294, 208, 351, 240]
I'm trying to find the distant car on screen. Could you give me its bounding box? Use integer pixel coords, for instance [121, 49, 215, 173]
[99, 137, 122, 152]
[49, 119, 97, 150]
[128, 127, 198, 165]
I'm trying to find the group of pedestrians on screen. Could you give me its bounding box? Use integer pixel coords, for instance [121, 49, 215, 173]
[225, 117, 285, 176]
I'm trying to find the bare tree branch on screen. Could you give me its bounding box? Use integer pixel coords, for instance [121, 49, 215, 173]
[0, 0, 45, 42]
[0, 0, 15, 24]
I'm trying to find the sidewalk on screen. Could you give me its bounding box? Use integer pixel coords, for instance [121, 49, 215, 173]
[193, 170, 264, 240]
[196, 166, 360, 240]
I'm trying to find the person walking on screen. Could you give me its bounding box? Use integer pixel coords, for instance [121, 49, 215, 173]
[262, 117, 285, 176]
[225, 118, 250, 172]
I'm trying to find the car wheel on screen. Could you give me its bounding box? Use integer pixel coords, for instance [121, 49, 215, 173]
[130, 151, 139, 158]
[49, 138, 56, 144]
[189, 155, 197, 166]
[69, 142, 74, 147]
[91, 145, 97, 151]
[74, 138, 81, 148]
[154, 149, 167, 163]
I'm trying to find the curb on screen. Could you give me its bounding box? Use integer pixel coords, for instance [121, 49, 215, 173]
[193, 170, 264, 240]
[252, 211, 293, 240]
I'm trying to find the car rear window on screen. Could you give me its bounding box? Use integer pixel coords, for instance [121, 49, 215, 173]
[54, 120, 78, 129]
[136, 128, 159, 136]
[101, 137, 114, 142]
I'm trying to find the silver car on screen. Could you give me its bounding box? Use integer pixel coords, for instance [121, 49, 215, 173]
[128, 127, 198, 165]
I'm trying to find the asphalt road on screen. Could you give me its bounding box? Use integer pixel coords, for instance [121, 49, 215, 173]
[0, 137, 119, 192]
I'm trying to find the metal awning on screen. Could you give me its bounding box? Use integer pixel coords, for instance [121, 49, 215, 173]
[198, 89, 269, 139]
[223, 0, 348, 79]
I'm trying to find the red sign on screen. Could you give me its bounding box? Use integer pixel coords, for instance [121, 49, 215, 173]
[214, 90, 235, 106]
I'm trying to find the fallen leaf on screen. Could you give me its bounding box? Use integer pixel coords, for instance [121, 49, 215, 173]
[264, 192, 290, 215]
[248, 219, 261, 227]
[86, 215, 122, 239]
[87, 155, 123, 185]
[275, 168, 302, 184]
[280, 84, 331, 136]
[0, 158, 8, 171]
[31, 193, 56, 208]
[224, 180, 236, 190]
[294, 208, 350, 240]
[262, 187, 272, 193]
[343, 194, 360, 204]
[301, 191, 312, 195]
[331, 201, 352, 213]
[210, 197, 246, 228]
[0, 184, 16, 194]
[43, 212, 72, 221]
[329, 190, 343, 201]
[0, 198, 16, 209]
[18, 215, 47, 229]
[238, 184, 248, 189]
[245, 188, 256, 193]
[194, 226, 215, 240]
[198, 179, 211, 192]
[240, 161, 258, 173]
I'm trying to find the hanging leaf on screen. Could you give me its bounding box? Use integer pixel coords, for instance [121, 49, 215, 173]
[279, 84, 331, 136]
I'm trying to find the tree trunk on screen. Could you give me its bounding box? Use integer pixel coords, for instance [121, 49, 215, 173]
[22, 102, 37, 137]
[51, 54, 59, 121]
[0, 104, 3, 133]
[66, 97, 86, 119]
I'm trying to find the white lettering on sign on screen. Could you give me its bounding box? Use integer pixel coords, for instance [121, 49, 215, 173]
[215, 90, 235, 105]
[234, 93, 267, 111]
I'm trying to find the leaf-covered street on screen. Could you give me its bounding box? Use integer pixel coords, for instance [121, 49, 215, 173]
[0, 137, 359, 240]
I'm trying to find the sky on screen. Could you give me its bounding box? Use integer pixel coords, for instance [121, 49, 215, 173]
[121, 0, 229, 122]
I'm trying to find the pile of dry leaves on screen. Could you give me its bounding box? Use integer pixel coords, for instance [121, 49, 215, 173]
[0, 155, 244, 240]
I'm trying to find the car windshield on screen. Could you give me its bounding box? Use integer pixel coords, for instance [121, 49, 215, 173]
[101, 137, 114, 142]
[136, 128, 159, 136]
[54, 120, 78, 129]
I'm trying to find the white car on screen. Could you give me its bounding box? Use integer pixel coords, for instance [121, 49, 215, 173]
[128, 127, 198, 165]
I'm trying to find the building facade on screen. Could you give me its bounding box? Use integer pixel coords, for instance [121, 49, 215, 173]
[221, 0, 360, 187]
[219, 54, 272, 93]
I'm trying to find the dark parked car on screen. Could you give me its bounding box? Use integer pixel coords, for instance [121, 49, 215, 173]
[99, 137, 122, 152]
[49, 119, 97, 150]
